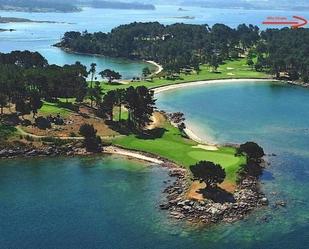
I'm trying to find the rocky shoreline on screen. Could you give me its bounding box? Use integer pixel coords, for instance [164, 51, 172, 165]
[0, 143, 270, 226]
[0, 144, 86, 158]
[286, 80, 309, 88]
[160, 165, 269, 225]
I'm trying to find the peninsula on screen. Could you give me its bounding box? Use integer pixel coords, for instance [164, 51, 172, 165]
[0, 47, 270, 225]
[2, 22, 306, 226]
[56, 22, 309, 84]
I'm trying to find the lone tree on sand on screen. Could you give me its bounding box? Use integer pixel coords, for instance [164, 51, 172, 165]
[190, 161, 226, 189]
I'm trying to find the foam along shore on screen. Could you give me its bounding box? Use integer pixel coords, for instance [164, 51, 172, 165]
[185, 127, 218, 149]
[153, 78, 278, 94]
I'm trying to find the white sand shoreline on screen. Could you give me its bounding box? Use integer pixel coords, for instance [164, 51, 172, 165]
[104, 146, 164, 165]
[153, 78, 277, 94]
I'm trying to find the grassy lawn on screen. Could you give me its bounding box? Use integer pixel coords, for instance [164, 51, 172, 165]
[113, 122, 246, 183]
[39, 102, 72, 117]
[101, 58, 270, 92]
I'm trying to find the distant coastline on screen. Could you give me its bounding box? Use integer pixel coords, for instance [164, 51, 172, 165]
[90, 1, 155, 10]
[0, 28, 15, 32]
[0, 0, 80, 13]
[0, 16, 73, 24]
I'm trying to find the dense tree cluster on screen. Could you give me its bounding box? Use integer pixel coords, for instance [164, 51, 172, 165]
[57, 22, 260, 73]
[253, 28, 309, 82]
[0, 51, 88, 117]
[58, 23, 308, 82]
[97, 86, 156, 130]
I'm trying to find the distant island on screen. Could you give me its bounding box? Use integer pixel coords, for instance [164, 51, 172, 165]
[172, 16, 195, 20]
[0, 28, 15, 32]
[0, 0, 80, 13]
[0, 16, 72, 24]
[90, 1, 155, 10]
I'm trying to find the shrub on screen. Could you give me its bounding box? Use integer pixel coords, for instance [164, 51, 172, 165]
[69, 132, 77, 137]
[237, 141, 264, 160]
[35, 117, 51, 130]
[79, 124, 102, 152]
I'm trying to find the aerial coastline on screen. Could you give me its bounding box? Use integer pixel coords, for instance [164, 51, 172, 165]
[1, 20, 307, 230]
[0, 72, 270, 226]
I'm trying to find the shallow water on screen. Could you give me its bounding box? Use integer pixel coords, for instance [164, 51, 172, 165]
[156, 81, 309, 248]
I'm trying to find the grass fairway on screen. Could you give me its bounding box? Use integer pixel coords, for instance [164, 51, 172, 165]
[102, 58, 269, 92]
[113, 122, 246, 183]
[39, 102, 72, 117]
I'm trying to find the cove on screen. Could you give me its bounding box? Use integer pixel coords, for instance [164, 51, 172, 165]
[156, 80, 309, 248]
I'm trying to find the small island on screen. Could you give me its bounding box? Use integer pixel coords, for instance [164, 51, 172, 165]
[0, 16, 71, 24]
[0, 28, 15, 32]
[172, 16, 195, 20]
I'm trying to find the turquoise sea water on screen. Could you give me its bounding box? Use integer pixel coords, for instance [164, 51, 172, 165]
[156, 81, 309, 248]
[1, 6, 308, 78]
[1, 81, 309, 248]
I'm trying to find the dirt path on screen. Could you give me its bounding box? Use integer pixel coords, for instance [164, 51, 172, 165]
[16, 126, 123, 140]
[146, 61, 163, 76]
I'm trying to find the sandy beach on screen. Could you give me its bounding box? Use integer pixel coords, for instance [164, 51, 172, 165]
[104, 146, 164, 165]
[153, 78, 277, 94]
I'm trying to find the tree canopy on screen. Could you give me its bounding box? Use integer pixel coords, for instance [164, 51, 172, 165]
[0, 51, 88, 117]
[190, 161, 226, 189]
[237, 141, 265, 160]
[79, 123, 102, 152]
[58, 23, 309, 82]
[57, 22, 260, 73]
